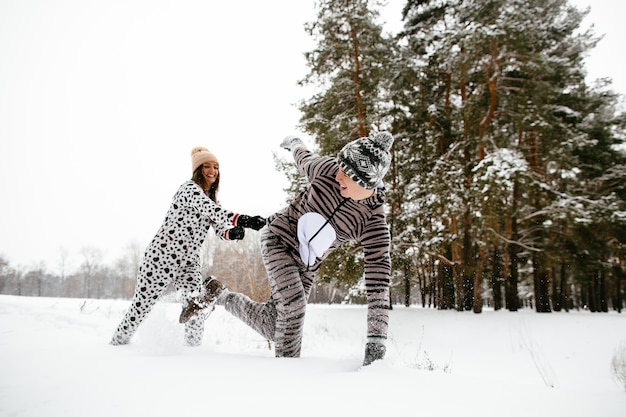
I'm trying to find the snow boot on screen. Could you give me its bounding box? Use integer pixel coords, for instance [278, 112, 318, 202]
[179, 277, 225, 324]
[363, 341, 386, 366]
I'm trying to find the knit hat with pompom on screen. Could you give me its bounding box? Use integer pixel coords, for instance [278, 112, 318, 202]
[191, 147, 219, 174]
[337, 132, 394, 189]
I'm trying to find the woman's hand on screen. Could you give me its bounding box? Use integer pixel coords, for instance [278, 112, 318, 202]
[237, 215, 266, 231]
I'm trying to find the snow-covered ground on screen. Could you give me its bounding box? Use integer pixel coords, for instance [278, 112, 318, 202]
[1, 294, 624, 416]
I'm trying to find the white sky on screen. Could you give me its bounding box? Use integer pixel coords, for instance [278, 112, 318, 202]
[0, 0, 624, 272]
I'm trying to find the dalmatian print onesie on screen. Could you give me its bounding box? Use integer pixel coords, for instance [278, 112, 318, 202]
[110, 180, 240, 346]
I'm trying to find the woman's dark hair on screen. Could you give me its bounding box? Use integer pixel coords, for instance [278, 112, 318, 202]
[192, 166, 220, 203]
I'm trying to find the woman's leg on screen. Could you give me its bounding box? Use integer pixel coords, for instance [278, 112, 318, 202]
[110, 260, 169, 345]
[173, 262, 205, 346]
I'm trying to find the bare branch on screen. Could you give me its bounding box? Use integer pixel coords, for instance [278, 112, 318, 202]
[486, 228, 542, 252]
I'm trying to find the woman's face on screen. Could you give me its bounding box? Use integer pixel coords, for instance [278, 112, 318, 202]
[202, 161, 219, 185]
[335, 168, 374, 201]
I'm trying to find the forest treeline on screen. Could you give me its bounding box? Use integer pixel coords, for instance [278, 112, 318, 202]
[285, 0, 626, 313]
[2, 0, 625, 312]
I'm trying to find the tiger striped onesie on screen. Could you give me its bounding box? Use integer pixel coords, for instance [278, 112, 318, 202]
[221, 144, 391, 357]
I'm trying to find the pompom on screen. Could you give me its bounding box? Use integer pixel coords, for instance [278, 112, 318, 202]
[372, 132, 394, 151]
[191, 146, 209, 156]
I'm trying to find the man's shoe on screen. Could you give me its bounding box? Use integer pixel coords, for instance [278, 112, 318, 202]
[362, 342, 386, 366]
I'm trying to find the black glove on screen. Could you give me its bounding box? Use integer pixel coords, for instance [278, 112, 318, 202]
[227, 226, 245, 240]
[362, 342, 386, 366]
[237, 214, 266, 231]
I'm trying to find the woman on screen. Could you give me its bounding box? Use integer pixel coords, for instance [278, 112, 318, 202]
[110, 146, 265, 347]
[181, 133, 394, 365]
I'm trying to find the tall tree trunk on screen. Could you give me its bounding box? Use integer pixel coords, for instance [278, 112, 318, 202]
[349, 24, 366, 138]
[532, 253, 552, 312]
[612, 266, 623, 313]
[552, 265, 561, 312]
[438, 246, 456, 310]
[437, 261, 445, 309]
[462, 208, 475, 311]
[598, 268, 609, 313]
[491, 247, 503, 310]
[505, 182, 520, 312]
[580, 279, 588, 311]
[405, 258, 411, 307]
[478, 40, 499, 161]
[473, 246, 487, 313]
[419, 265, 426, 308]
[506, 241, 519, 311]
[560, 260, 570, 312]
[449, 216, 464, 311]
[424, 258, 432, 308]
[590, 270, 598, 312]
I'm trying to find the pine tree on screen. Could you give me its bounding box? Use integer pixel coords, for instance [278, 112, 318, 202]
[297, 0, 398, 291]
[395, 0, 625, 311]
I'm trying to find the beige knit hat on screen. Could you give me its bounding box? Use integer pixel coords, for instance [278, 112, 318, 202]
[191, 147, 219, 173]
